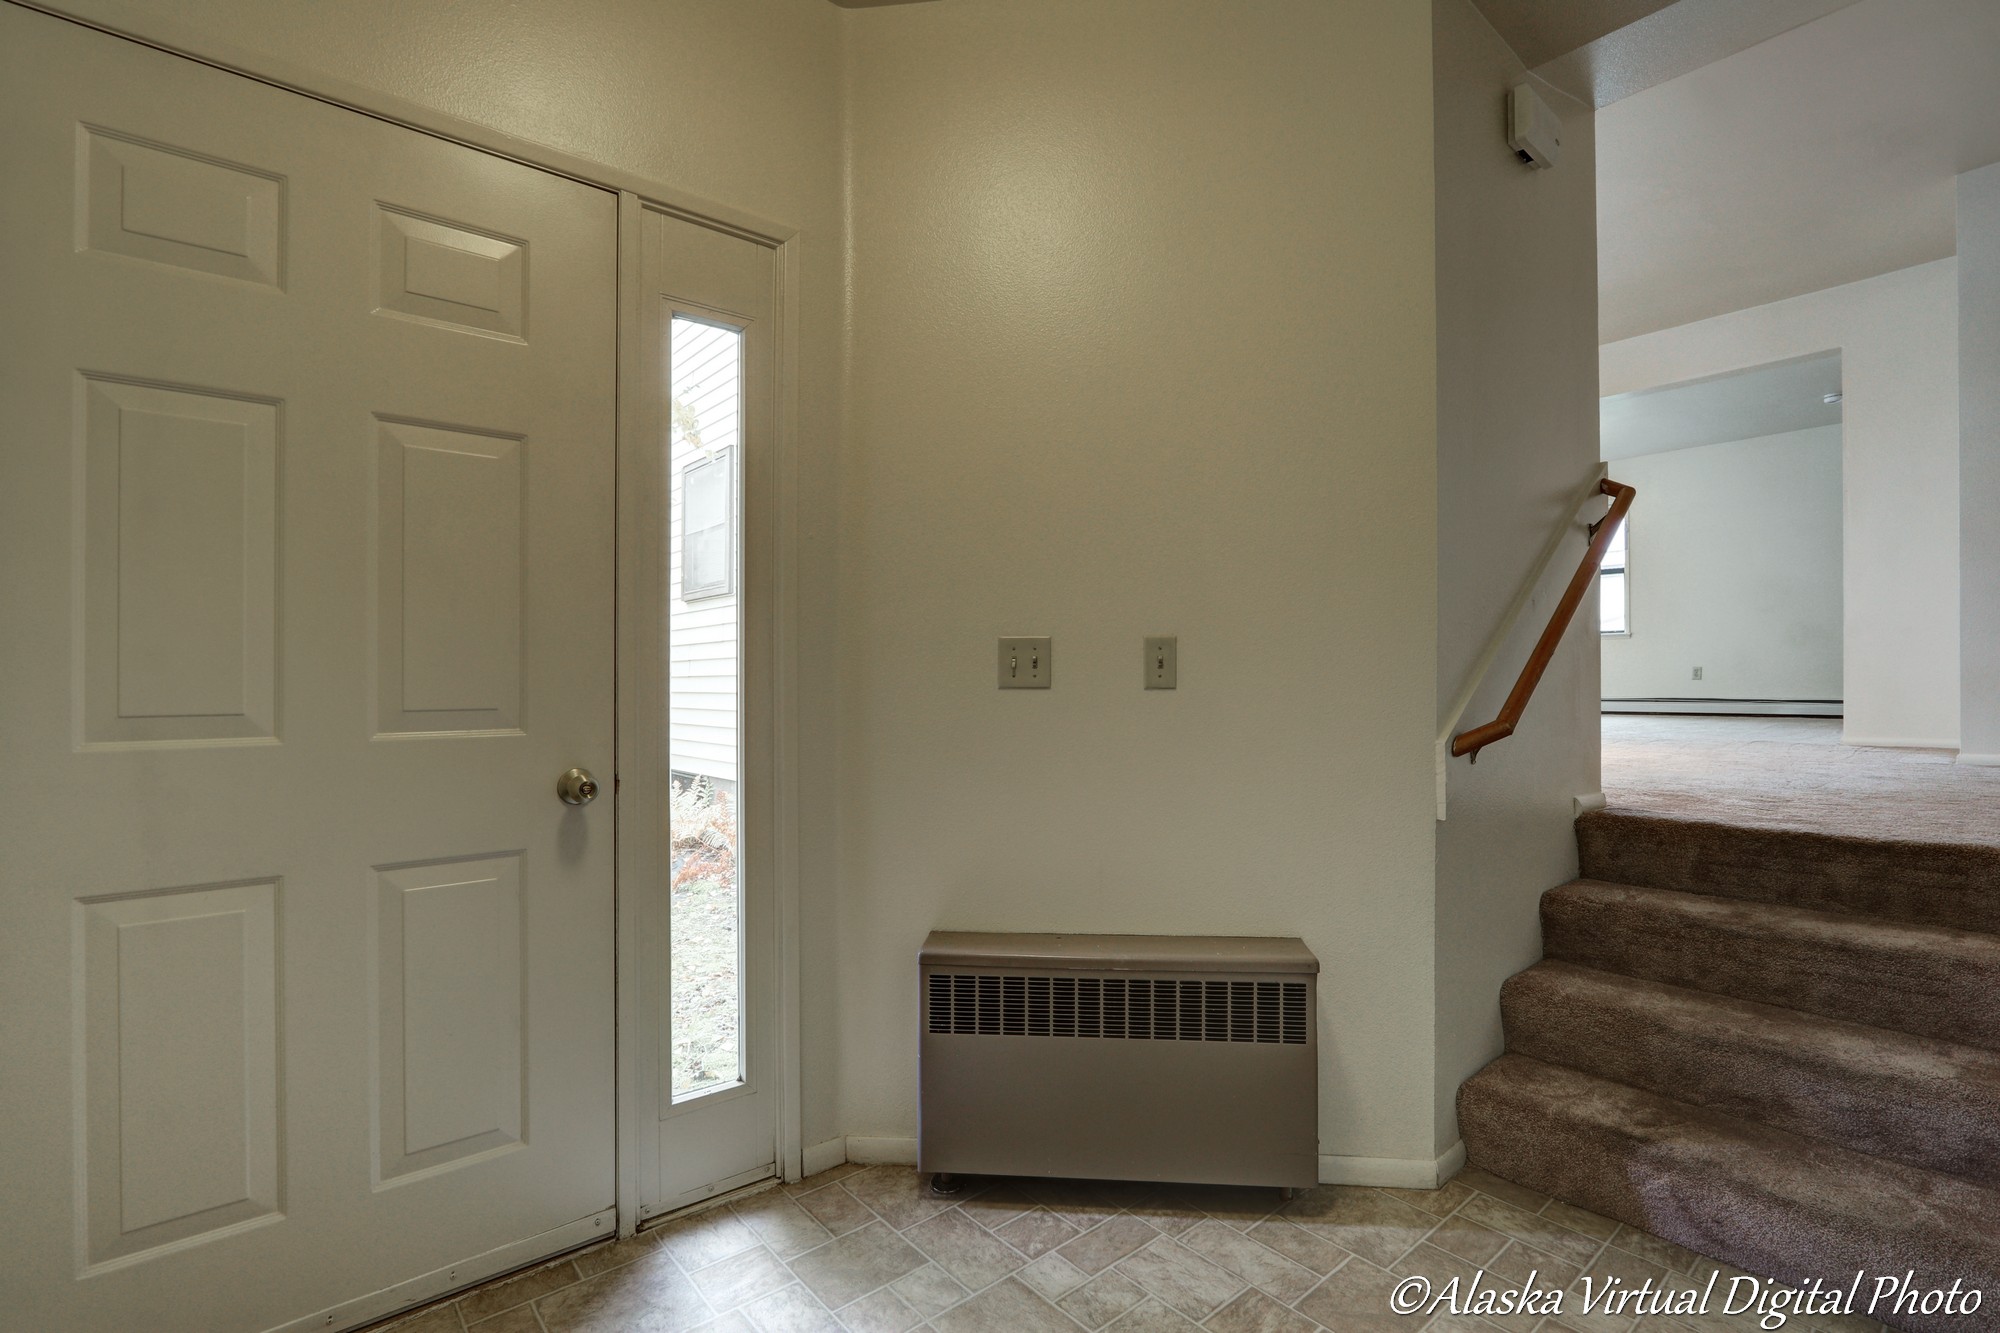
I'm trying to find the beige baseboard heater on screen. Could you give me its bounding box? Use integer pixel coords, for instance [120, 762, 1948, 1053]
[918, 931, 1319, 1191]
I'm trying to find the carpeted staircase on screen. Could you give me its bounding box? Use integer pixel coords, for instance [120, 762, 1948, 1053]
[1459, 809, 2000, 1333]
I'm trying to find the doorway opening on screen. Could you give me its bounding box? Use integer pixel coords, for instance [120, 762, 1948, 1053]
[1598, 351, 1849, 802]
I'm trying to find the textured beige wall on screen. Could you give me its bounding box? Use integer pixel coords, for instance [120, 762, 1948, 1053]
[838, 0, 1442, 1167]
[44, 0, 852, 1149]
[1431, 0, 1602, 1157]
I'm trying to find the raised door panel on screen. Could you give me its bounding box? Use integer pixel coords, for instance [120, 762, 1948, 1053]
[78, 376, 279, 746]
[373, 419, 525, 736]
[373, 855, 526, 1185]
[77, 128, 284, 288]
[374, 206, 526, 342]
[76, 881, 282, 1271]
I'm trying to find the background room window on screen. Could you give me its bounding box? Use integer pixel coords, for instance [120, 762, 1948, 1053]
[680, 448, 733, 600]
[1600, 518, 1629, 635]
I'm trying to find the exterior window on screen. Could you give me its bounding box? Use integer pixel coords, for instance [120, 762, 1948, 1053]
[680, 447, 733, 601]
[668, 312, 745, 1100]
[1599, 518, 1629, 635]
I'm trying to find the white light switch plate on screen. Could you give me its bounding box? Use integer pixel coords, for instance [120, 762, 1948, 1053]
[1144, 636, 1177, 689]
[998, 637, 1051, 689]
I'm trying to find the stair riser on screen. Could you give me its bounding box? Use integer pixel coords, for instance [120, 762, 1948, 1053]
[1542, 887, 2000, 1052]
[1460, 1058, 2000, 1333]
[1501, 969, 2000, 1190]
[1577, 813, 2000, 935]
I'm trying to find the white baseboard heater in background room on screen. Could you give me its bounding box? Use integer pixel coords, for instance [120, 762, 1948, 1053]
[918, 931, 1319, 1192]
[1600, 697, 1842, 717]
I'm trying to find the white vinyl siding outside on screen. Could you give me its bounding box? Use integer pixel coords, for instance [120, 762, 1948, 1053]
[669, 318, 741, 786]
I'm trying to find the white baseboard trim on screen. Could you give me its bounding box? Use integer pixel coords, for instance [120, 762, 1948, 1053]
[1573, 791, 1606, 817]
[1842, 735, 1960, 750]
[846, 1136, 920, 1166]
[1602, 698, 1841, 717]
[1319, 1141, 1464, 1190]
[816, 1135, 1470, 1191]
[803, 1137, 849, 1178]
[1956, 753, 2000, 767]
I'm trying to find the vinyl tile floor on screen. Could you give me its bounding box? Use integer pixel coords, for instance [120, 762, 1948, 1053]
[368, 1165, 1886, 1333]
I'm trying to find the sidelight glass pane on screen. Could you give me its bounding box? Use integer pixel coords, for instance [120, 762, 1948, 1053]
[667, 315, 744, 1101]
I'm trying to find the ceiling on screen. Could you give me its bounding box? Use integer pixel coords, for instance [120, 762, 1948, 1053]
[1528, 0, 1860, 109]
[1600, 352, 1842, 461]
[1467, 0, 1678, 70]
[1595, 0, 2000, 341]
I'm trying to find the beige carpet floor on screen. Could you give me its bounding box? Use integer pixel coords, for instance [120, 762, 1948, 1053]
[1601, 716, 2000, 847]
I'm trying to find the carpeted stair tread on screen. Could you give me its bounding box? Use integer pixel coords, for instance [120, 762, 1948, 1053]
[1542, 879, 2000, 1051]
[1459, 1054, 2000, 1333]
[1500, 961, 2000, 1188]
[1577, 810, 2000, 935]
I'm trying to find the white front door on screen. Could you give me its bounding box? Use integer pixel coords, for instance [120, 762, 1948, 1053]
[0, 9, 619, 1330]
[628, 208, 782, 1216]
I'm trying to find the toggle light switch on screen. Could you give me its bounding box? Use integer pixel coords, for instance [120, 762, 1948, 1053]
[1144, 636, 1177, 689]
[998, 637, 1051, 689]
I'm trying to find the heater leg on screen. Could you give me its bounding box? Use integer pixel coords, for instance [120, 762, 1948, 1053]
[1280, 1187, 1296, 1202]
[929, 1173, 962, 1196]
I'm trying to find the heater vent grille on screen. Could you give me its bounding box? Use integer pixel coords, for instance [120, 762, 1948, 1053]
[927, 973, 1307, 1044]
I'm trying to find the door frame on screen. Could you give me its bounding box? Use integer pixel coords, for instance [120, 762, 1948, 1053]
[622, 205, 796, 1220]
[10, 0, 810, 1243]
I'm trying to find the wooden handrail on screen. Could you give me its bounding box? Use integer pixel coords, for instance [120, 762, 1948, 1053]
[1451, 476, 1636, 762]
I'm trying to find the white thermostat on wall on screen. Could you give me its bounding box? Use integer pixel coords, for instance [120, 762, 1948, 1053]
[1507, 82, 1562, 169]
